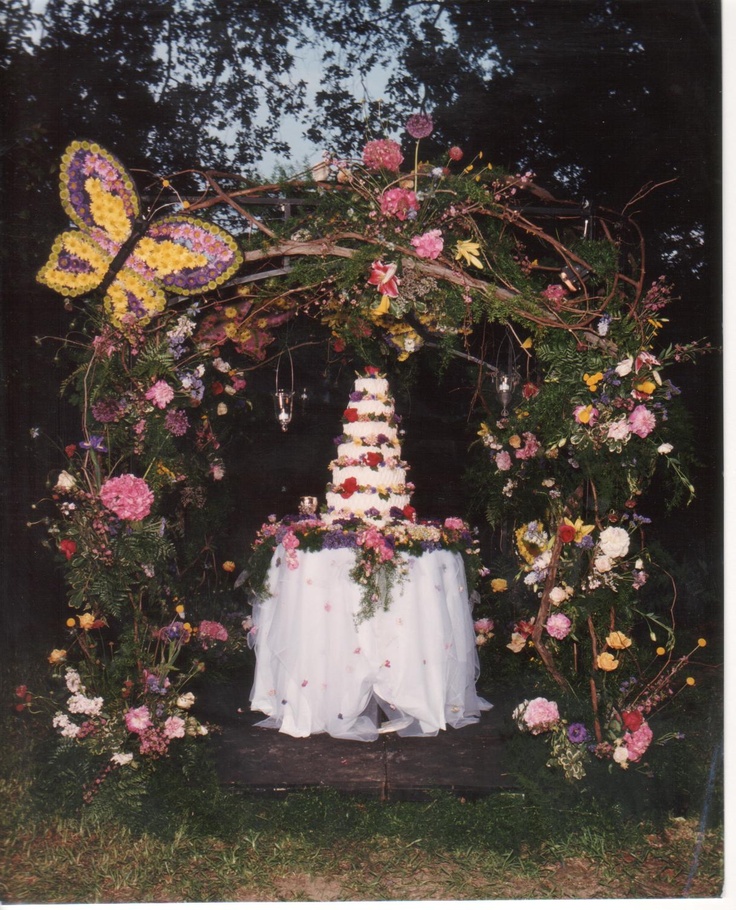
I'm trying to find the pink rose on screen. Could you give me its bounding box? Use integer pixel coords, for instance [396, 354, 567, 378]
[100, 474, 154, 522]
[474, 618, 494, 634]
[125, 705, 152, 734]
[628, 405, 656, 438]
[443, 517, 465, 530]
[411, 229, 444, 260]
[520, 697, 560, 734]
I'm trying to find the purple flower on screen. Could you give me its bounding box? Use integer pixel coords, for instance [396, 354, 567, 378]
[80, 435, 107, 453]
[406, 113, 434, 139]
[165, 409, 190, 436]
[567, 722, 590, 744]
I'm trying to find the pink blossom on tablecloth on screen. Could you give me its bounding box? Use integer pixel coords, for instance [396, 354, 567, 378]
[411, 229, 444, 259]
[628, 404, 656, 438]
[100, 474, 154, 521]
[145, 379, 175, 409]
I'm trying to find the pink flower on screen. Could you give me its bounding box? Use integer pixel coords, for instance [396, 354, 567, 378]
[607, 418, 631, 441]
[542, 284, 567, 303]
[145, 379, 175, 409]
[573, 404, 599, 426]
[163, 715, 186, 740]
[406, 113, 434, 139]
[521, 697, 560, 734]
[634, 351, 661, 373]
[474, 618, 494, 634]
[448, 146, 463, 161]
[411, 229, 444, 260]
[624, 720, 653, 761]
[628, 405, 656, 438]
[495, 450, 512, 471]
[380, 187, 419, 221]
[165, 409, 189, 436]
[367, 260, 400, 298]
[515, 432, 540, 460]
[362, 138, 404, 172]
[125, 705, 152, 734]
[100, 474, 154, 521]
[545, 613, 572, 640]
[444, 517, 465, 530]
[198, 620, 228, 642]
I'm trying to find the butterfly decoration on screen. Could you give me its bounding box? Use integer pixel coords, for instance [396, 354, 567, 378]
[37, 140, 243, 328]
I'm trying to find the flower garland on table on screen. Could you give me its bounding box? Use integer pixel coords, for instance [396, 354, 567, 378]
[246, 512, 487, 624]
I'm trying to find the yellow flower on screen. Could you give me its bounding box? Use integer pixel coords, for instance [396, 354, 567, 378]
[454, 239, 484, 269]
[576, 404, 597, 425]
[66, 618, 76, 628]
[635, 380, 657, 396]
[596, 652, 619, 671]
[372, 295, 391, 316]
[86, 177, 131, 243]
[560, 517, 595, 543]
[224, 306, 238, 319]
[490, 578, 508, 593]
[521, 337, 533, 350]
[606, 631, 632, 650]
[508, 434, 521, 448]
[48, 649, 67, 665]
[686, 677, 696, 686]
[698, 638, 707, 648]
[583, 371, 604, 392]
[78, 612, 96, 631]
[656, 646, 666, 656]
[175, 604, 185, 615]
[222, 561, 236, 573]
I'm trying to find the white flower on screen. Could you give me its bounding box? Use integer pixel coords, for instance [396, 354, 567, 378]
[111, 752, 134, 766]
[54, 470, 77, 492]
[52, 712, 80, 738]
[594, 555, 614, 574]
[615, 356, 633, 377]
[176, 692, 196, 710]
[613, 743, 630, 768]
[657, 442, 673, 454]
[548, 585, 569, 605]
[217, 402, 228, 416]
[64, 668, 84, 694]
[598, 526, 630, 559]
[67, 693, 104, 716]
[607, 418, 631, 442]
[213, 357, 231, 373]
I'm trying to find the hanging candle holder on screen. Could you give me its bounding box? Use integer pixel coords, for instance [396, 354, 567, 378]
[273, 349, 295, 432]
[494, 330, 520, 418]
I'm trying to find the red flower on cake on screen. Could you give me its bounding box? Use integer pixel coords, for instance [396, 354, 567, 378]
[403, 505, 416, 521]
[364, 452, 382, 468]
[340, 477, 358, 498]
[365, 366, 380, 376]
[343, 407, 359, 423]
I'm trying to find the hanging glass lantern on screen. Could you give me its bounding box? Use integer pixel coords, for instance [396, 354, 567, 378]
[273, 350, 295, 432]
[495, 331, 520, 417]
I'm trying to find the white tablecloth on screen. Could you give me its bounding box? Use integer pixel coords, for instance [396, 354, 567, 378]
[248, 545, 491, 740]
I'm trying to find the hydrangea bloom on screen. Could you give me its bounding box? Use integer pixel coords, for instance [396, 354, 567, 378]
[362, 139, 403, 172]
[100, 473, 154, 521]
[411, 229, 444, 259]
[380, 187, 419, 221]
[517, 697, 560, 734]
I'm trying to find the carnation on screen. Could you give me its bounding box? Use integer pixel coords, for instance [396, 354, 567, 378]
[598, 526, 630, 559]
[363, 138, 404, 172]
[164, 715, 187, 740]
[628, 404, 656, 438]
[545, 612, 572, 640]
[124, 705, 152, 734]
[100, 473, 154, 521]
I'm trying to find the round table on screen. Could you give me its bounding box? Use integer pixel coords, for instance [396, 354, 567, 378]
[248, 545, 491, 740]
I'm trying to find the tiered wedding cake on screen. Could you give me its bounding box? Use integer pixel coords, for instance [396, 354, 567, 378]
[323, 368, 414, 525]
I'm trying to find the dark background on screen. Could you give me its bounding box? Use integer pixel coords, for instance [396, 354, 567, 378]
[0, 0, 722, 660]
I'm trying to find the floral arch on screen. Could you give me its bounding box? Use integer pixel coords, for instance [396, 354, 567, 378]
[25, 118, 713, 799]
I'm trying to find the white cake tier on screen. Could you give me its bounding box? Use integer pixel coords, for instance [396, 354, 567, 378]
[349, 397, 393, 417]
[336, 442, 401, 461]
[331, 465, 407, 489]
[340, 421, 399, 442]
[324, 491, 411, 519]
[354, 376, 389, 396]
[331, 450, 407, 470]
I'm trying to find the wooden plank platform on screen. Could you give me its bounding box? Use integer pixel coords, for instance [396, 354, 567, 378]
[194, 677, 517, 800]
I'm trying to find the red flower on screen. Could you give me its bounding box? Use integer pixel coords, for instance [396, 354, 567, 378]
[403, 505, 417, 521]
[448, 146, 463, 161]
[622, 709, 644, 732]
[64, 444, 77, 458]
[557, 523, 576, 544]
[367, 260, 400, 297]
[343, 408, 359, 423]
[364, 452, 382, 468]
[365, 366, 380, 376]
[59, 539, 77, 560]
[340, 477, 358, 499]
[522, 382, 540, 400]
[211, 381, 224, 395]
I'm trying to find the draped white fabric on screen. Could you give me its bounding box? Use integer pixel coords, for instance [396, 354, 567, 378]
[248, 546, 491, 741]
